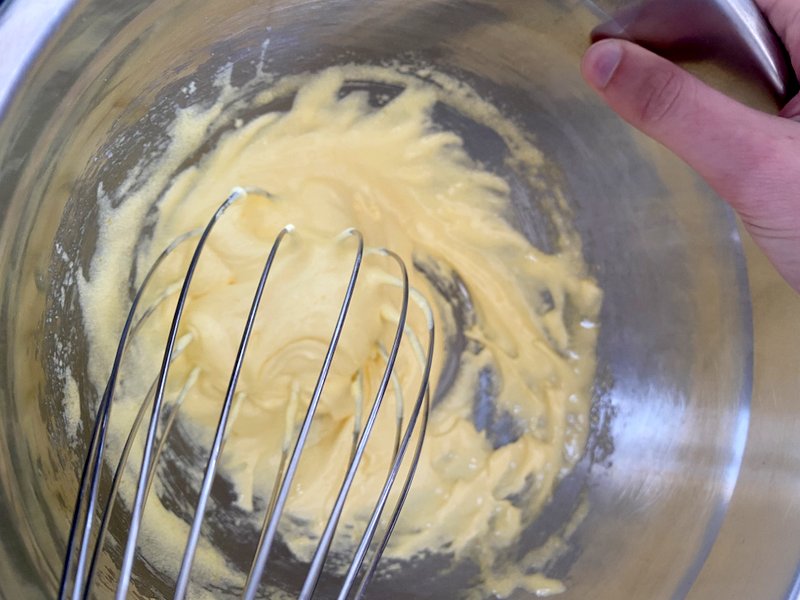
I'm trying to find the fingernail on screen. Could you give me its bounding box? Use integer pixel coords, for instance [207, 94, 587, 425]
[584, 40, 624, 90]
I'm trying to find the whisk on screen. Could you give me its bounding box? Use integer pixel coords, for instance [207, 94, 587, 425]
[58, 186, 435, 600]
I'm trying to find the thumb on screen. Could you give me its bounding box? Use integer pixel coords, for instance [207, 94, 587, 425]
[581, 39, 800, 291]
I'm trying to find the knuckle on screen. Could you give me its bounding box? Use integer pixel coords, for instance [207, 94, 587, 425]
[639, 69, 686, 125]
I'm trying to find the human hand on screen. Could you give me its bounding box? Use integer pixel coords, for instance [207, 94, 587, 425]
[580, 0, 800, 293]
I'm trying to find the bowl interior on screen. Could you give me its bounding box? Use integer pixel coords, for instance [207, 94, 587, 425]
[0, 0, 751, 598]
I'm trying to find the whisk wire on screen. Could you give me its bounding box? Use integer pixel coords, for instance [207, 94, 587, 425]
[242, 228, 365, 600]
[117, 187, 252, 599]
[344, 297, 434, 600]
[174, 223, 294, 598]
[59, 228, 201, 600]
[298, 249, 410, 599]
[83, 343, 195, 599]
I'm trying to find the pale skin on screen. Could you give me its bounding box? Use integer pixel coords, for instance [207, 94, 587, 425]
[580, 0, 800, 293]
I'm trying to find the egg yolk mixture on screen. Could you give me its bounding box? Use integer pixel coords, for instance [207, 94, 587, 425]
[78, 65, 601, 597]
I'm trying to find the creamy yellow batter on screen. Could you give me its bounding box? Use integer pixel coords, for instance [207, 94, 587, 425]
[78, 65, 601, 597]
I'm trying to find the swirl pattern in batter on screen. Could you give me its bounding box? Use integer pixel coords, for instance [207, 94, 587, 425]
[78, 65, 602, 597]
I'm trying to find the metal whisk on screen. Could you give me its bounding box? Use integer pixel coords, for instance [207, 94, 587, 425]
[58, 187, 435, 600]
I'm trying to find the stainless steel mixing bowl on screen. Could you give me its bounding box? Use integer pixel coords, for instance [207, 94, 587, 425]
[0, 0, 768, 597]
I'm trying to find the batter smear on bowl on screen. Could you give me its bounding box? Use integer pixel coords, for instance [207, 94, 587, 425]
[76, 65, 602, 597]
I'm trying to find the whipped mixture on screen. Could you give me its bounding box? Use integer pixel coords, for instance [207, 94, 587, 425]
[77, 65, 601, 597]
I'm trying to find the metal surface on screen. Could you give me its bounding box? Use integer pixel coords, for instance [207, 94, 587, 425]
[589, 0, 799, 104]
[0, 0, 788, 598]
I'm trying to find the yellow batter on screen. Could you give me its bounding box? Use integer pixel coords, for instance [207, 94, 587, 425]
[78, 65, 601, 597]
